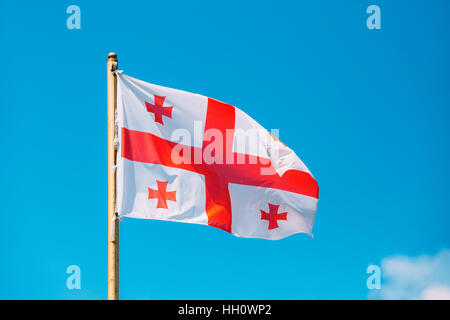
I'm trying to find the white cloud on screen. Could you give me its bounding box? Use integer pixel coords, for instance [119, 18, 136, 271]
[372, 249, 450, 300]
[421, 285, 450, 300]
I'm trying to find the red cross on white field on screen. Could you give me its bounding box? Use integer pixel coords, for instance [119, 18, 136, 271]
[121, 98, 318, 233]
[260, 203, 287, 230]
[148, 180, 177, 209]
[145, 95, 173, 125]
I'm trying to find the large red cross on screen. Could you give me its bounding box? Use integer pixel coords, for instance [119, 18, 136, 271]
[121, 98, 318, 233]
[148, 180, 177, 209]
[145, 95, 173, 125]
[260, 203, 287, 230]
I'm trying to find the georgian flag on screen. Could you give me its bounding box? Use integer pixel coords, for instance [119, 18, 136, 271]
[115, 72, 319, 240]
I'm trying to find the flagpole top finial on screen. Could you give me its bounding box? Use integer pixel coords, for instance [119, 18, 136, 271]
[108, 52, 117, 60]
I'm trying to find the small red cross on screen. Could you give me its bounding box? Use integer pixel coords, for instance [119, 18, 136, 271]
[260, 203, 287, 230]
[148, 180, 177, 209]
[145, 95, 173, 125]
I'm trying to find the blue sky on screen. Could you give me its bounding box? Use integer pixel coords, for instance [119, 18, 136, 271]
[1, 0, 449, 299]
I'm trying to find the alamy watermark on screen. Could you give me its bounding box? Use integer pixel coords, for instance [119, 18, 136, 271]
[366, 264, 381, 290]
[166, 122, 283, 176]
[66, 265, 81, 290]
[366, 5, 381, 30]
[66, 5, 81, 30]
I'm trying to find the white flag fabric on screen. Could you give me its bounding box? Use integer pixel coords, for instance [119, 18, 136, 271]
[115, 72, 319, 240]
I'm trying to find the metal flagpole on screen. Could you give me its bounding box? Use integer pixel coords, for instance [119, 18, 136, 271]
[107, 52, 119, 300]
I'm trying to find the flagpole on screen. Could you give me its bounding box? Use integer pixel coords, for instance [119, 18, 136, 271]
[107, 52, 119, 300]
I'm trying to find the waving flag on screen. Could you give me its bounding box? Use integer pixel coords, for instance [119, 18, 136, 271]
[115, 72, 319, 240]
